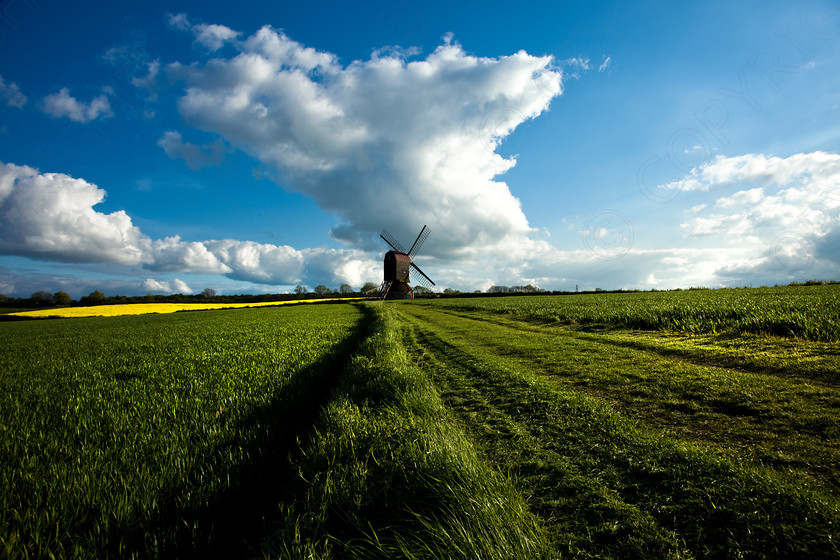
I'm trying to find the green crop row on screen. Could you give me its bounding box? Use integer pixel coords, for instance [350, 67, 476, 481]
[422, 285, 840, 341]
[0, 305, 365, 558]
[394, 303, 840, 557]
[270, 303, 552, 558]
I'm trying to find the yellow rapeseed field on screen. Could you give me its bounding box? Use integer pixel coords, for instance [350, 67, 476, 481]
[8, 297, 368, 319]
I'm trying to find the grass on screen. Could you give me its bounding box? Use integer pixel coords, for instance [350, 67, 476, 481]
[395, 301, 840, 557]
[267, 303, 552, 558]
[423, 284, 840, 341]
[0, 304, 366, 558]
[2, 287, 838, 558]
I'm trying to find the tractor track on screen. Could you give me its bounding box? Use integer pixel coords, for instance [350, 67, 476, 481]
[397, 310, 684, 558]
[392, 303, 840, 558]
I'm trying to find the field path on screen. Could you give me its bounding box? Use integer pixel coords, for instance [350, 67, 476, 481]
[395, 303, 840, 558]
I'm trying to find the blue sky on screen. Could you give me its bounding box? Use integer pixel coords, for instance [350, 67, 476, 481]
[1, 0, 839, 297]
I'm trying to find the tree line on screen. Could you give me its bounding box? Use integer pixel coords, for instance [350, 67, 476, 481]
[0, 285, 375, 309]
[0, 282, 565, 310]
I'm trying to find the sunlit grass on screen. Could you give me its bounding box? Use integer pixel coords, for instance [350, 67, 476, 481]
[423, 284, 840, 342]
[5, 287, 839, 557]
[270, 303, 552, 558]
[397, 302, 840, 557]
[7, 297, 368, 319]
[0, 304, 366, 558]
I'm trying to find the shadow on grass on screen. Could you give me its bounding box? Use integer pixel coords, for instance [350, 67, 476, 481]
[99, 304, 375, 558]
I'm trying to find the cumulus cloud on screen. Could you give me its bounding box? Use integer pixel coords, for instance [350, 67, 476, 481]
[0, 162, 375, 287]
[198, 240, 379, 287]
[157, 131, 230, 169]
[42, 88, 113, 123]
[0, 162, 146, 264]
[661, 152, 840, 193]
[141, 277, 192, 294]
[497, 151, 840, 291]
[146, 236, 232, 274]
[166, 25, 564, 275]
[673, 152, 840, 284]
[167, 13, 240, 51]
[0, 75, 27, 108]
[193, 23, 240, 51]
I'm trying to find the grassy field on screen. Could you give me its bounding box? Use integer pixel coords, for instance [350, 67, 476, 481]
[424, 284, 840, 341]
[1, 285, 838, 558]
[0, 304, 368, 558]
[395, 301, 840, 557]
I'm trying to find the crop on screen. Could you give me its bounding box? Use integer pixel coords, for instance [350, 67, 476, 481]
[269, 303, 553, 559]
[6, 297, 367, 319]
[395, 301, 840, 557]
[423, 284, 840, 341]
[3, 286, 838, 558]
[0, 304, 365, 558]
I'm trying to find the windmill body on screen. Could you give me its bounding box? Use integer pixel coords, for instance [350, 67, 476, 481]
[379, 225, 435, 300]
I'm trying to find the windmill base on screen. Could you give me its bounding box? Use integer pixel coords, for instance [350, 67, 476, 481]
[382, 281, 413, 300]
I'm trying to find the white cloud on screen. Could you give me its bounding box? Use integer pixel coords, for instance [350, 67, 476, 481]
[131, 60, 160, 90]
[157, 131, 230, 170]
[0, 162, 147, 265]
[173, 278, 192, 293]
[166, 12, 191, 32]
[661, 151, 840, 193]
[167, 12, 240, 51]
[0, 75, 27, 108]
[141, 277, 191, 294]
[598, 55, 611, 72]
[716, 187, 764, 208]
[193, 23, 240, 51]
[203, 239, 304, 284]
[504, 151, 840, 291]
[167, 25, 564, 280]
[5, 149, 838, 294]
[0, 162, 376, 288]
[42, 88, 113, 123]
[564, 56, 590, 71]
[147, 236, 232, 274]
[671, 152, 840, 284]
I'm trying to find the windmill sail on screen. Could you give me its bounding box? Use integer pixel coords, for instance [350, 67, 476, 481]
[407, 225, 430, 258]
[410, 262, 435, 288]
[380, 228, 407, 253]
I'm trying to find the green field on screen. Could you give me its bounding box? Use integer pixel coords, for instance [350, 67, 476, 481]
[0, 305, 369, 558]
[1, 286, 839, 558]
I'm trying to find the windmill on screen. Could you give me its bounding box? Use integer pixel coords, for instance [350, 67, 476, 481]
[379, 225, 435, 299]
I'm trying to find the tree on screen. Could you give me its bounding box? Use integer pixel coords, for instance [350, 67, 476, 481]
[361, 282, 379, 295]
[314, 285, 331, 295]
[80, 290, 107, 305]
[200, 288, 217, 299]
[413, 285, 432, 295]
[339, 283, 353, 295]
[511, 284, 540, 293]
[53, 291, 72, 306]
[294, 285, 307, 295]
[443, 288, 461, 294]
[31, 291, 53, 305]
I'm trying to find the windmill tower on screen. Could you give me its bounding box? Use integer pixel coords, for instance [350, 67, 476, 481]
[379, 225, 435, 299]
